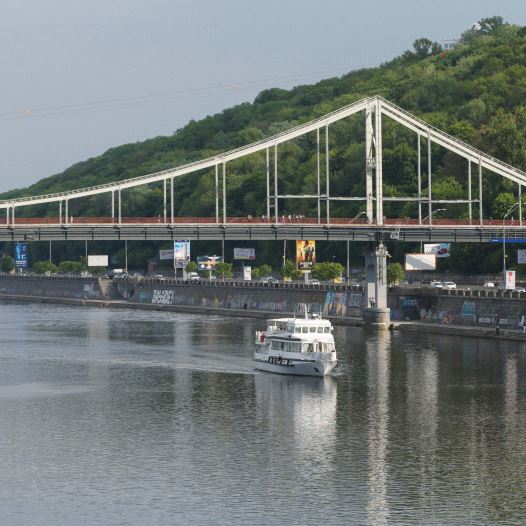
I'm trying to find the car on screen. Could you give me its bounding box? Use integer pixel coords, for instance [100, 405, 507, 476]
[483, 282, 495, 288]
[430, 281, 442, 288]
[187, 272, 200, 282]
[309, 279, 320, 285]
[514, 287, 526, 293]
[442, 281, 457, 289]
[154, 274, 165, 281]
[259, 276, 279, 284]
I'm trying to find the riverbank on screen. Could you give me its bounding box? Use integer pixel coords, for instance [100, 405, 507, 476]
[3, 291, 526, 343]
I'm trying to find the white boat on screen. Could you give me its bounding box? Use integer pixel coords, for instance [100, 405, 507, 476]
[254, 313, 338, 377]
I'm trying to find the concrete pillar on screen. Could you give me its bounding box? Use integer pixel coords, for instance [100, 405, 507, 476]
[362, 242, 390, 329]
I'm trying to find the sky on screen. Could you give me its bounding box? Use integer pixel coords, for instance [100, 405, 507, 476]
[1, 0, 525, 193]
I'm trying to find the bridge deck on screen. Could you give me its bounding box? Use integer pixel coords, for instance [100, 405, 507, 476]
[1, 218, 525, 242]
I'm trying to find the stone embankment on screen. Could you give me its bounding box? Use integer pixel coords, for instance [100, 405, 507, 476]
[2, 274, 526, 341]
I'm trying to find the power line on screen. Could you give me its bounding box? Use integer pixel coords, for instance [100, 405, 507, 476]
[0, 65, 366, 123]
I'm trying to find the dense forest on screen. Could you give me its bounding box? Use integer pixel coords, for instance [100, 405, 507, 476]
[3, 16, 526, 272]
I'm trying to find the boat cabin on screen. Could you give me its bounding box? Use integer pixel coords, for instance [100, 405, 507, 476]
[266, 318, 332, 335]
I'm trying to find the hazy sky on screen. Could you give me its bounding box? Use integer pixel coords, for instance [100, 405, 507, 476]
[1, 1, 524, 193]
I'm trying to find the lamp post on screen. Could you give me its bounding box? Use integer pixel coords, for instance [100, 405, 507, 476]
[503, 202, 520, 288]
[420, 208, 447, 252]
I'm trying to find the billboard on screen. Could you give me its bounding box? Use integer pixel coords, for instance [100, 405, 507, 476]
[505, 270, 516, 290]
[296, 240, 316, 271]
[243, 266, 252, 281]
[87, 255, 108, 267]
[197, 255, 222, 270]
[518, 249, 526, 265]
[405, 253, 436, 271]
[234, 248, 255, 260]
[159, 249, 173, 261]
[174, 241, 191, 264]
[14, 243, 28, 268]
[424, 243, 451, 258]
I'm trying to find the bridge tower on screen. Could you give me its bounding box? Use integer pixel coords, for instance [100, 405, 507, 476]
[362, 242, 391, 330]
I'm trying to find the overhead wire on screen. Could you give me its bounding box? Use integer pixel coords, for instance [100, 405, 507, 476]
[0, 65, 369, 123]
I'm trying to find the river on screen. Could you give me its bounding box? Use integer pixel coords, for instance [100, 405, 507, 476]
[0, 301, 525, 525]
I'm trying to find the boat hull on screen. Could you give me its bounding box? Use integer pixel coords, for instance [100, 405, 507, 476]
[254, 357, 337, 377]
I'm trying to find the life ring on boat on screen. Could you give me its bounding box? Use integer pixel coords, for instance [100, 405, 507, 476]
[259, 332, 266, 342]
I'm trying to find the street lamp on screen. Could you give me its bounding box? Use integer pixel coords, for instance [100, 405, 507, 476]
[422, 208, 447, 224]
[503, 202, 520, 288]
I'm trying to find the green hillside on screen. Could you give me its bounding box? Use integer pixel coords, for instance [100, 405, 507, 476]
[3, 16, 526, 272]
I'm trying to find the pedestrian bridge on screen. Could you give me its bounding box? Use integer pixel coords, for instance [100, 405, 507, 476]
[2, 95, 526, 242]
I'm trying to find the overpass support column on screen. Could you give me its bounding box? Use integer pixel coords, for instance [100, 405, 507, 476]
[118, 188, 122, 224]
[6, 207, 9, 227]
[11, 206, 15, 226]
[111, 191, 115, 220]
[59, 201, 63, 224]
[365, 106, 374, 222]
[478, 158, 483, 226]
[375, 100, 383, 225]
[163, 179, 167, 223]
[171, 177, 175, 224]
[519, 184, 522, 226]
[65, 199, 69, 224]
[362, 242, 390, 330]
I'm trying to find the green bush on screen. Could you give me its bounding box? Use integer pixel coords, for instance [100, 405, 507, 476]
[311, 262, 344, 281]
[1, 255, 14, 272]
[280, 260, 301, 280]
[33, 260, 58, 274]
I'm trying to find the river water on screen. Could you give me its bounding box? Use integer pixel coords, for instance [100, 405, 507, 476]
[0, 302, 525, 525]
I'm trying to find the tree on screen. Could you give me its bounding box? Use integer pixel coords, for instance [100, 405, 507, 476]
[214, 262, 233, 279]
[387, 263, 405, 285]
[478, 16, 505, 33]
[413, 38, 433, 58]
[311, 262, 344, 281]
[492, 192, 517, 219]
[1, 255, 14, 272]
[33, 260, 58, 274]
[185, 261, 198, 272]
[258, 264, 272, 276]
[280, 260, 301, 280]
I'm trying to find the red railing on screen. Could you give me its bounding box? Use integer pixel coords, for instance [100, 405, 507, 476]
[1, 216, 524, 227]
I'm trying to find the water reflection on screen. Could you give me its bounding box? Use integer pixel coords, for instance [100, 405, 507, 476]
[1, 302, 526, 525]
[366, 331, 390, 525]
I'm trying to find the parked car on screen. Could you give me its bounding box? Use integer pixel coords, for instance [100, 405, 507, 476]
[154, 274, 165, 281]
[442, 281, 457, 289]
[483, 282, 495, 288]
[187, 272, 200, 282]
[259, 276, 279, 284]
[309, 279, 320, 285]
[430, 281, 442, 288]
[514, 286, 526, 293]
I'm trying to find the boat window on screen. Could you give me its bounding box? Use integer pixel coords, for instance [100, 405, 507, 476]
[309, 327, 316, 333]
[317, 327, 323, 333]
[295, 327, 301, 333]
[307, 343, 314, 353]
[302, 327, 308, 333]
[324, 327, 330, 333]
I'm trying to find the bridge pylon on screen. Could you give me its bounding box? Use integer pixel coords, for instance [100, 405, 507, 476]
[362, 242, 390, 330]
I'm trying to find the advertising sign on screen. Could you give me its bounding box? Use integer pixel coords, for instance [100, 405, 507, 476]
[14, 243, 28, 268]
[296, 240, 316, 271]
[197, 255, 222, 270]
[174, 241, 191, 264]
[243, 266, 252, 281]
[505, 270, 516, 290]
[405, 253, 436, 271]
[159, 250, 173, 261]
[234, 248, 256, 260]
[87, 255, 108, 267]
[518, 249, 526, 265]
[424, 243, 451, 258]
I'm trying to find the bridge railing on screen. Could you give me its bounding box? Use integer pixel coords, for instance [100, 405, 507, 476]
[1, 216, 524, 227]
